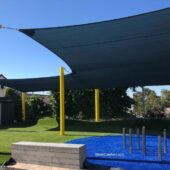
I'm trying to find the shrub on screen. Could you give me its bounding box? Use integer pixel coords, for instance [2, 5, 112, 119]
[26, 95, 52, 119]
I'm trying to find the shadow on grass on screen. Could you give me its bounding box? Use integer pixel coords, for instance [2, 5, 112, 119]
[0, 119, 38, 130]
[7, 130, 37, 132]
[0, 152, 11, 156]
[47, 118, 170, 135]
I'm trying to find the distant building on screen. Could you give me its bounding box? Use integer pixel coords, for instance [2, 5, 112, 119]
[25, 94, 51, 103]
[0, 74, 7, 97]
[165, 108, 170, 117]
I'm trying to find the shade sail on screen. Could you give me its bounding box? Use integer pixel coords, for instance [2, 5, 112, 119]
[1, 8, 170, 92]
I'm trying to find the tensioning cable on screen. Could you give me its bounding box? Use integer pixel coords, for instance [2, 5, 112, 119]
[0, 25, 19, 31]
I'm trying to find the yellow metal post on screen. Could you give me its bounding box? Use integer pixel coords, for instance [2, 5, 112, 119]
[95, 89, 99, 122]
[60, 67, 65, 136]
[22, 92, 26, 121]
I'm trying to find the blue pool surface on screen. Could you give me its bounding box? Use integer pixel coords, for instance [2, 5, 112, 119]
[67, 135, 170, 170]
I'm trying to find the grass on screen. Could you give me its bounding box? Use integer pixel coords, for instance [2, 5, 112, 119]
[1, 117, 170, 165]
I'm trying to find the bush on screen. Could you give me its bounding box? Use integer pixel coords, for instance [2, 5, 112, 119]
[26, 95, 53, 119]
[50, 88, 133, 120]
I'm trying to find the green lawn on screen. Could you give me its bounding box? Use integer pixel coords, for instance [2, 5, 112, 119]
[1, 117, 170, 165]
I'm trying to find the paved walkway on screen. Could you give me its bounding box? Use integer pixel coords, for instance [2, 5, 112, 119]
[3, 163, 88, 170]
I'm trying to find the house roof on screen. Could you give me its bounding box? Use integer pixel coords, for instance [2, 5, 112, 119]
[165, 108, 170, 114]
[0, 8, 170, 92]
[0, 74, 7, 79]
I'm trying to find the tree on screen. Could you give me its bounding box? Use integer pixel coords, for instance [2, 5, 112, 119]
[145, 91, 164, 118]
[161, 90, 170, 108]
[49, 91, 58, 117]
[4, 87, 22, 121]
[133, 88, 152, 117]
[133, 88, 164, 118]
[100, 88, 134, 118]
[133, 91, 143, 116]
[4, 87, 21, 101]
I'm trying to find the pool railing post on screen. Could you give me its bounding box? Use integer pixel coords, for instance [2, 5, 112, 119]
[158, 135, 162, 161]
[137, 128, 140, 149]
[123, 128, 126, 149]
[129, 128, 132, 153]
[164, 129, 167, 153]
[142, 126, 146, 155]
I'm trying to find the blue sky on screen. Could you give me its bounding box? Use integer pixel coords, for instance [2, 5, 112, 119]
[0, 0, 170, 96]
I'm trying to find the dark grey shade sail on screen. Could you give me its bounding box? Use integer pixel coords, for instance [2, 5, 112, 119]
[1, 8, 170, 92]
